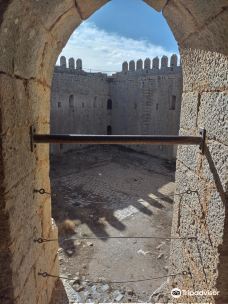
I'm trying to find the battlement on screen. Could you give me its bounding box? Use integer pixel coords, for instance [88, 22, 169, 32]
[59, 56, 83, 70]
[55, 56, 108, 78]
[51, 54, 183, 161]
[55, 54, 181, 77]
[121, 54, 180, 74]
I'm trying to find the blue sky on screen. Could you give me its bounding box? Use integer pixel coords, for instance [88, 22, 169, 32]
[59, 0, 179, 73]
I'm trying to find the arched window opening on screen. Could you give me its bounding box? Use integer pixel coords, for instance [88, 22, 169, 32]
[107, 125, 112, 135]
[107, 99, 112, 110]
[170, 95, 176, 110]
[58, 102, 61, 108]
[48, 2, 185, 304]
[69, 94, 74, 108]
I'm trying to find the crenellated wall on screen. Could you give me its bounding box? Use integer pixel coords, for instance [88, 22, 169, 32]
[0, 1, 227, 304]
[51, 55, 183, 159]
[51, 57, 110, 154]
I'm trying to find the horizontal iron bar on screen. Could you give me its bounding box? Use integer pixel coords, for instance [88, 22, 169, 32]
[33, 134, 202, 145]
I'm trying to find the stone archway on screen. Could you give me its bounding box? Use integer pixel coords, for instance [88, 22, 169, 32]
[0, 1, 227, 303]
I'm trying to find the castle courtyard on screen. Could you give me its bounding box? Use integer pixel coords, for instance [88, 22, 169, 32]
[50, 145, 175, 302]
[0, 1, 227, 303]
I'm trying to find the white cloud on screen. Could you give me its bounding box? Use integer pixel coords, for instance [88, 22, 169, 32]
[58, 22, 177, 74]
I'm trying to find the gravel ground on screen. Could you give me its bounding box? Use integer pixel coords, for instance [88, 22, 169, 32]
[50, 145, 175, 303]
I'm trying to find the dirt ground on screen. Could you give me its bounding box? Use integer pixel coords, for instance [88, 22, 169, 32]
[50, 145, 175, 303]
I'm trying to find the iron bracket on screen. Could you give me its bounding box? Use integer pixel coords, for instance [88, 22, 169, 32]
[30, 126, 36, 152]
[199, 128, 206, 154]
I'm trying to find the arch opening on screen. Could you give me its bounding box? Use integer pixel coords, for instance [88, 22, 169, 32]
[49, 2, 183, 302]
[0, 1, 227, 304]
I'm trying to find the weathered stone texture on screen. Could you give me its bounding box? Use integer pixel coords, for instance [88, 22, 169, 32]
[0, 1, 81, 82]
[20, 0, 75, 31]
[183, 9, 228, 55]
[51, 69, 110, 154]
[175, 0, 228, 28]
[0, 1, 227, 304]
[179, 92, 199, 130]
[170, 161, 225, 303]
[181, 49, 228, 92]
[198, 92, 228, 144]
[164, 2, 228, 302]
[143, 0, 167, 12]
[75, 0, 110, 19]
[163, 1, 228, 53]
[51, 57, 183, 159]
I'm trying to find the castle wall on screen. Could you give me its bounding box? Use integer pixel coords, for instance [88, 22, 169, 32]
[51, 56, 182, 159]
[51, 64, 110, 154]
[109, 59, 182, 159]
[0, 2, 227, 303]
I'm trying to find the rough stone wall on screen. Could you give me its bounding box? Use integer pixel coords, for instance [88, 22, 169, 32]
[51, 56, 182, 159]
[51, 65, 110, 154]
[0, 1, 227, 304]
[168, 50, 228, 303]
[157, 2, 228, 303]
[110, 58, 182, 159]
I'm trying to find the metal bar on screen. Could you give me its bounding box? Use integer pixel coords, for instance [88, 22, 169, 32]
[33, 133, 202, 145]
[30, 127, 206, 153]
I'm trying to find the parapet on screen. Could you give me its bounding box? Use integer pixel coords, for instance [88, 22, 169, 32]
[120, 54, 179, 74]
[69, 57, 75, 69]
[76, 58, 82, 70]
[58, 57, 82, 70]
[161, 55, 168, 69]
[136, 59, 143, 70]
[129, 60, 136, 72]
[170, 54, 177, 67]
[60, 56, 66, 68]
[55, 54, 180, 77]
[122, 61, 128, 72]
[144, 58, 151, 70]
[152, 57, 159, 69]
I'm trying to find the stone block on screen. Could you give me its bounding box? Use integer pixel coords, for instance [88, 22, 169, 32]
[13, 14, 50, 80]
[198, 91, 228, 145]
[28, 80, 51, 124]
[35, 245, 59, 303]
[176, 128, 203, 173]
[20, 0, 75, 31]
[0, 75, 32, 132]
[163, 1, 197, 43]
[183, 9, 228, 55]
[75, 0, 109, 19]
[2, 129, 35, 193]
[0, 1, 81, 81]
[181, 48, 228, 92]
[179, 92, 199, 130]
[170, 160, 225, 301]
[143, 0, 167, 12]
[202, 140, 228, 190]
[15, 267, 37, 304]
[173, 0, 227, 28]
